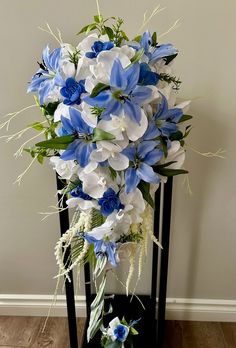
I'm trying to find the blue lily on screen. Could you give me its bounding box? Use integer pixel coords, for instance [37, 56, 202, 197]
[84, 234, 118, 267]
[138, 63, 159, 86]
[27, 45, 63, 105]
[85, 40, 114, 58]
[143, 94, 183, 140]
[84, 59, 153, 124]
[123, 141, 163, 193]
[140, 31, 178, 64]
[59, 108, 96, 167]
[60, 78, 86, 105]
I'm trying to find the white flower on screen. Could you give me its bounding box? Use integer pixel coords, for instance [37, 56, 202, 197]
[100, 110, 148, 142]
[85, 45, 135, 92]
[90, 119, 129, 171]
[54, 102, 71, 122]
[119, 188, 146, 223]
[165, 141, 186, 169]
[107, 317, 129, 343]
[66, 197, 98, 210]
[50, 156, 77, 180]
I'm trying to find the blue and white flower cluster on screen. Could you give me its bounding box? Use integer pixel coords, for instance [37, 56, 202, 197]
[28, 26, 191, 269]
[20, 13, 194, 345]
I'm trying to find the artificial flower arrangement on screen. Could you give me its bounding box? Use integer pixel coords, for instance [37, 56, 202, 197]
[1, 3, 194, 347]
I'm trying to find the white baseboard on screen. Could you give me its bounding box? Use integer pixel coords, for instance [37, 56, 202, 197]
[0, 294, 236, 322]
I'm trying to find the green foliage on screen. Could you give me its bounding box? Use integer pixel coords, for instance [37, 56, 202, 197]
[91, 106, 105, 117]
[138, 181, 154, 208]
[164, 53, 178, 65]
[152, 31, 157, 46]
[92, 128, 115, 142]
[91, 209, 105, 229]
[109, 167, 117, 181]
[23, 147, 53, 164]
[130, 48, 144, 65]
[28, 121, 45, 131]
[154, 167, 188, 177]
[77, 16, 129, 47]
[178, 114, 193, 123]
[133, 35, 141, 42]
[159, 73, 182, 90]
[68, 48, 81, 69]
[87, 275, 107, 341]
[90, 83, 109, 98]
[35, 135, 76, 150]
[118, 231, 143, 243]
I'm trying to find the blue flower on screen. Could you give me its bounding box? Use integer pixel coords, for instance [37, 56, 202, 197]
[114, 324, 129, 342]
[83, 234, 118, 267]
[123, 141, 163, 193]
[85, 40, 114, 58]
[98, 188, 124, 216]
[60, 78, 86, 105]
[59, 108, 96, 167]
[143, 94, 183, 140]
[140, 31, 178, 63]
[27, 45, 63, 105]
[138, 63, 159, 86]
[70, 184, 92, 200]
[84, 59, 153, 124]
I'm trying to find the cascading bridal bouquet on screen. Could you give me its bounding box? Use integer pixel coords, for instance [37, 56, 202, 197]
[2, 3, 193, 346]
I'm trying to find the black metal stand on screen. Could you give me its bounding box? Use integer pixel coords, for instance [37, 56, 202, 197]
[56, 175, 173, 348]
[56, 175, 79, 348]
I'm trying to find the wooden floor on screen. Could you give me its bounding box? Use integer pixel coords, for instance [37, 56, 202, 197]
[0, 317, 235, 347]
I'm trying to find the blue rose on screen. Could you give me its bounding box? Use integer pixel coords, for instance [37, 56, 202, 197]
[98, 188, 124, 216]
[114, 324, 129, 342]
[60, 77, 86, 105]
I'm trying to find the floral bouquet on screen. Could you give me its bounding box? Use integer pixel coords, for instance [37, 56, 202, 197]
[2, 3, 193, 346]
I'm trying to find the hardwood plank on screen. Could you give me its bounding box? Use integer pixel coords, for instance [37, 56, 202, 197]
[220, 322, 236, 348]
[0, 316, 41, 347]
[32, 317, 85, 348]
[164, 321, 228, 348]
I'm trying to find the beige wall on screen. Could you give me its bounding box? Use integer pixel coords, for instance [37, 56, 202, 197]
[0, 0, 236, 300]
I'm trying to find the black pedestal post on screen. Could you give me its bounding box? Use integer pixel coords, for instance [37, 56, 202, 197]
[56, 175, 79, 348]
[156, 178, 173, 347]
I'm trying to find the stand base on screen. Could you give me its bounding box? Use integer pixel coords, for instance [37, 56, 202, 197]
[81, 295, 157, 348]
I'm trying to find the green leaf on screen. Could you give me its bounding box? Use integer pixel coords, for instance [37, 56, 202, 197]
[34, 95, 40, 107]
[133, 35, 141, 42]
[87, 276, 106, 341]
[152, 31, 157, 46]
[169, 131, 183, 141]
[130, 327, 139, 335]
[138, 181, 154, 208]
[93, 128, 115, 142]
[178, 114, 193, 123]
[28, 122, 45, 131]
[130, 48, 144, 64]
[155, 168, 188, 177]
[121, 30, 129, 41]
[104, 26, 114, 40]
[109, 167, 117, 180]
[155, 161, 177, 169]
[90, 83, 110, 98]
[35, 135, 75, 150]
[77, 23, 97, 35]
[94, 14, 103, 23]
[164, 53, 178, 65]
[37, 154, 44, 164]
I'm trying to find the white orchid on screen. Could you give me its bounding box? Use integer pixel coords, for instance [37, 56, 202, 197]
[50, 156, 77, 180]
